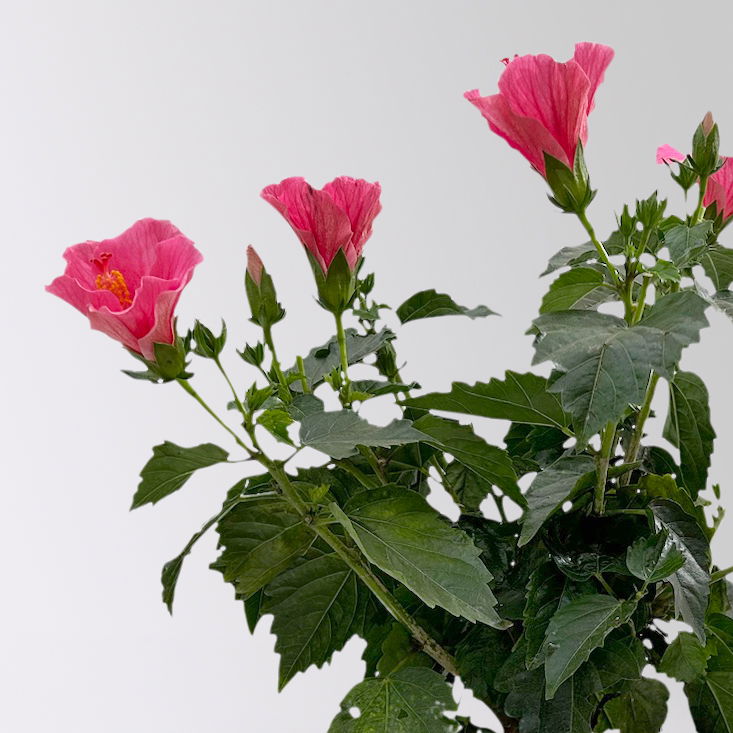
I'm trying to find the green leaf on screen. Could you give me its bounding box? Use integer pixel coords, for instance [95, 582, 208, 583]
[131, 442, 229, 508]
[211, 496, 314, 599]
[286, 327, 394, 391]
[412, 414, 522, 506]
[244, 589, 264, 633]
[663, 371, 715, 495]
[330, 486, 508, 627]
[505, 423, 568, 476]
[404, 371, 571, 430]
[541, 241, 596, 276]
[650, 499, 711, 642]
[543, 594, 636, 699]
[299, 409, 423, 459]
[396, 289, 496, 323]
[604, 678, 669, 733]
[589, 633, 647, 689]
[286, 393, 325, 420]
[702, 245, 733, 290]
[532, 292, 708, 443]
[648, 259, 681, 283]
[712, 289, 733, 322]
[540, 267, 613, 313]
[660, 631, 712, 683]
[444, 461, 491, 513]
[685, 614, 733, 733]
[455, 624, 512, 702]
[518, 456, 595, 546]
[265, 551, 368, 689]
[665, 221, 713, 267]
[329, 667, 459, 733]
[626, 531, 686, 583]
[349, 379, 418, 399]
[257, 408, 294, 445]
[375, 623, 432, 677]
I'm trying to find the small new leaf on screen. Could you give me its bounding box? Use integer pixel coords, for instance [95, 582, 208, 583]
[396, 289, 496, 323]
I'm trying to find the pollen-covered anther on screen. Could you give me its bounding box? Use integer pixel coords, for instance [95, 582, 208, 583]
[91, 253, 132, 307]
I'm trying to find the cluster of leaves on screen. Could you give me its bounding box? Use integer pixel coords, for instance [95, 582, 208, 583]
[128, 195, 733, 733]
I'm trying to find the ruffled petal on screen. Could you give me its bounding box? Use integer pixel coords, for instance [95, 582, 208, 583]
[465, 89, 569, 174]
[704, 156, 733, 219]
[572, 43, 614, 113]
[322, 177, 382, 256]
[656, 144, 687, 165]
[498, 54, 590, 165]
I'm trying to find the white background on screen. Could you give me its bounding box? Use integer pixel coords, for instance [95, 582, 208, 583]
[3, 1, 733, 731]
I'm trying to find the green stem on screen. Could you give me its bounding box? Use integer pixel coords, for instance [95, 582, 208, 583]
[176, 378, 254, 456]
[631, 276, 652, 325]
[296, 355, 311, 394]
[691, 176, 709, 225]
[577, 209, 621, 287]
[594, 573, 615, 596]
[430, 456, 464, 512]
[334, 310, 352, 405]
[334, 459, 379, 489]
[711, 565, 733, 583]
[263, 459, 458, 676]
[215, 358, 247, 420]
[621, 372, 661, 484]
[263, 324, 289, 395]
[358, 445, 388, 485]
[595, 423, 616, 515]
[489, 486, 509, 524]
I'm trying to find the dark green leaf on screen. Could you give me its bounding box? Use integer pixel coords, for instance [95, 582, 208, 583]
[404, 371, 571, 430]
[541, 241, 596, 276]
[604, 678, 669, 733]
[444, 460, 490, 512]
[455, 624, 512, 702]
[685, 614, 733, 733]
[212, 496, 314, 598]
[329, 667, 459, 733]
[650, 499, 711, 642]
[330, 486, 507, 627]
[589, 632, 646, 689]
[396, 289, 496, 323]
[265, 551, 368, 688]
[518, 456, 595, 546]
[244, 589, 264, 633]
[543, 594, 636, 698]
[665, 221, 713, 267]
[702, 245, 733, 290]
[300, 410, 423, 459]
[663, 371, 715, 495]
[626, 531, 686, 583]
[131, 442, 229, 508]
[505, 423, 568, 476]
[659, 631, 712, 683]
[540, 267, 613, 313]
[412, 414, 522, 506]
[349, 379, 418, 399]
[375, 623, 432, 677]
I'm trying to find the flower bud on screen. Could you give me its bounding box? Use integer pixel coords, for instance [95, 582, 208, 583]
[192, 320, 227, 359]
[307, 248, 358, 315]
[544, 146, 596, 214]
[691, 111, 721, 177]
[245, 246, 285, 328]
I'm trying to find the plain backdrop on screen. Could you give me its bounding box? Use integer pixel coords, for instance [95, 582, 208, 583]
[3, 1, 733, 731]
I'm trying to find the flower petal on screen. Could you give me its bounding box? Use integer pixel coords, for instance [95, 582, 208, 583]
[656, 144, 687, 165]
[572, 43, 614, 113]
[704, 156, 733, 219]
[322, 177, 382, 257]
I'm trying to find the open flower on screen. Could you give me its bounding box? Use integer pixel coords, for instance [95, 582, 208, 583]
[465, 42, 614, 176]
[261, 176, 382, 272]
[46, 218, 202, 359]
[704, 156, 733, 221]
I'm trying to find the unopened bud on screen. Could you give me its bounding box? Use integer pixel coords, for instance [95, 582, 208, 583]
[702, 111, 715, 136]
[246, 245, 264, 286]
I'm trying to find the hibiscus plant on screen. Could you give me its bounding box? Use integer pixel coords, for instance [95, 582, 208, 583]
[48, 42, 733, 733]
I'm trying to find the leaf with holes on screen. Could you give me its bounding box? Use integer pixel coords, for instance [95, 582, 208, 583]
[604, 678, 669, 733]
[329, 666, 459, 732]
[330, 486, 507, 627]
[659, 632, 712, 683]
[396, 289, 496, 323]
[131, 442, 229, 508]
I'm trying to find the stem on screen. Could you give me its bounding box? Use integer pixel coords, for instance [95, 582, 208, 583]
[334, 310, 352, 405]
[489, 486, 509, 524]
[296, 355, 311, 393]
[577, 209, 621, 287]
[711, 565, 733, 583]
[263, 323, 289, 394]
[215, 358, 247, 420]
[621, 372, 661, 484]
[594, 423, 616, 515]
[358, 446, 388, 485]
[691, 176, 709, 225]
[263, 459, 458, 675]
[594, 572, 615, 596]
[631, 276, 652, 325]
[334, 459, 379, 489]
[176, 378, 254, 456]
[430, 456, 464, 512]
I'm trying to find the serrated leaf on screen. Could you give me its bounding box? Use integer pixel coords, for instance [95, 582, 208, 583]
[540, 267, 613, 313]
[412, 414, 522, 506]
[660, 631, 712, 683]
[541, 241, 596, 276]
[330, 486, 507, 627]
[286, 328, 394, 391]
[455, 624, 512, 701]
[604, 678, 669, 733]
[663, 371, 715, 495]
[702, 245, 733, 290]
[626, 531, 686, 583]
[444, 461, 491, 512]
[211, 496, 314, 598]
[257, 407, 294, 445]
[131, 442, 229, 508]
[299, 410, 423, 459]
[685, 614, 733, 733]
[376, 623, 432, 677]
[265, 551, 368, 688]
[543, 594, 636, 699]
[349, 379, 418, 398]
[589, 633, 647, 689]
[404, 371, 571, 430]
[651, 499, 711, 642]
[505, 423, 568, 476]
[244, 588, 264, 633]
[329, 667, 459, 733]
[518, 456, 595, 546]
[532, 292, 708, 443]
[396, 289, 496, 323]
[665, 221, 713, 267]
[712, 289, 733, 322]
